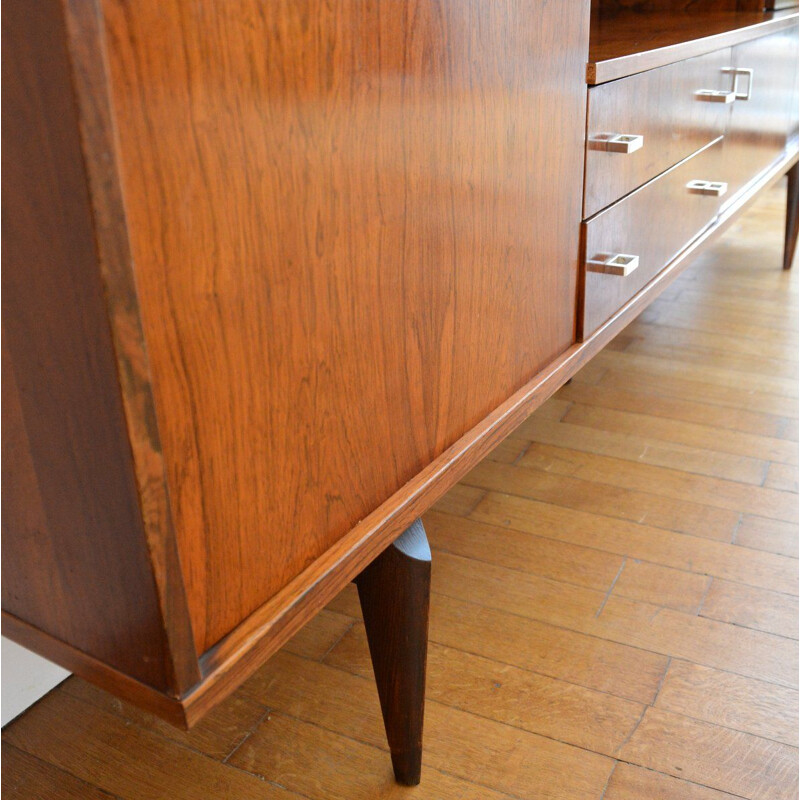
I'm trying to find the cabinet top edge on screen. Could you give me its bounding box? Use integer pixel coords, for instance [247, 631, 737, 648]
[588, 9, 798, 85]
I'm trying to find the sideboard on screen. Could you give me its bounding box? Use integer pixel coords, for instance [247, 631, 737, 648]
[3, 0, 798, 785]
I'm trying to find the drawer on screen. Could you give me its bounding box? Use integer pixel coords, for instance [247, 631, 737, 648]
[580, 137, 726, 339]
[585, 49, 732, 218]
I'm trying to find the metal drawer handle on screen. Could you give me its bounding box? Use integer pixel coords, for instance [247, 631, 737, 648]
[687, 179, 728, 197]
[695, 89, 735, 103]
[588, 133, 644, 154]
[587, 253, 640, 276]
[722, 67, 754, 101]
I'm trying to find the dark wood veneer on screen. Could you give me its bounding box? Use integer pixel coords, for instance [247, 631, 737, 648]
[785, 162, 799, 270]
[582, 138, 726, 338]
[721, 26, 800, 205]
[2, 0, 798, 782]
[585, 49, 731, 217]
[100, 0, 590, 655]
[1, 0, 177, 692]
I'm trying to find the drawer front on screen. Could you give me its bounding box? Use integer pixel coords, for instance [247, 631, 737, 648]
[585, 49, 731, 218]
[721, 26, 800, 207]
[581, 138, 725, 339]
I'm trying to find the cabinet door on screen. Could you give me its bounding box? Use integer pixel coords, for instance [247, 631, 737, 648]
[101, 0, 591, 656]
[722, 26, 799, 206]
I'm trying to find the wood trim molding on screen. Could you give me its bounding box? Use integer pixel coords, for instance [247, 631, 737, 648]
[1, 612, 188, 728]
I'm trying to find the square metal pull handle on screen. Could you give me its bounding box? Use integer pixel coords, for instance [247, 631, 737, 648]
[586, 253, 640, 276]
[694, 89, 735, 103]
[589, 133, 644, 154]
[721, 67, 754, 101]
[687, 179, 728, 197]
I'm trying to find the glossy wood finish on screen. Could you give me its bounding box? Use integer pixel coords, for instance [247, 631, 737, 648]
[61, 0, 202, 695]
[588, 9, 798, 84]
[4, 0, 799, 766]
[1, 612, 188, 728]
[786, 163, 799, 270]
[4, 182, 796, 797]
[1, 0, 176, 692]
[4, 114, 794, 735]
[585, 49, 731, 217]
[722, 26, 800, 206]
[582, 139, 726, 338]
[99, 0, 590, 656]
[187, 140, 798, 716]
[355, 520, 431, 785]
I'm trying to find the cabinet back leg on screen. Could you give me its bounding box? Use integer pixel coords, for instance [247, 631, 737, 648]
[355, 519, 431, 786]
[784, 162, 798, 270]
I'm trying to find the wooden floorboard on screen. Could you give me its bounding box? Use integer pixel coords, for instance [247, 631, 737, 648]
[3, 184, 797, 797]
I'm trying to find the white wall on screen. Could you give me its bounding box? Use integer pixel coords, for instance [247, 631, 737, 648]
[2, 636, 69, 726]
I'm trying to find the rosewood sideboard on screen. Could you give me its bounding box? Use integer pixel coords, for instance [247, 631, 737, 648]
[3, 0, 798, 786]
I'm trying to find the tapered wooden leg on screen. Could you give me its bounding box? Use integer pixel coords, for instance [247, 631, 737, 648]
[355, 519, 431, 786]
[784, 162, 798, 270]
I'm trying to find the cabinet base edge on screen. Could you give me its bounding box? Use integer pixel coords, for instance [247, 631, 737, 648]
[1, 612, 189, 728]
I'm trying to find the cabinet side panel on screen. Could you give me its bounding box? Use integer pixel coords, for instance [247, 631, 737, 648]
[101, 0, 590, 652]
[1, 0, 171, 690]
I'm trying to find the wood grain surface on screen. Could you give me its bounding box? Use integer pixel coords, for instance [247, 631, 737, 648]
[62, 0, 202, 694]
[585, 49, 731, 217]
[1, 0, 173, 690]
[98, 0, 591, 654]
[4, 180, 795, 798]
[582, 138, 726, 338]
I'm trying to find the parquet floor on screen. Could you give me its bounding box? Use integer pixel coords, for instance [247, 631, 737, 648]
[3, 181, 798, 799]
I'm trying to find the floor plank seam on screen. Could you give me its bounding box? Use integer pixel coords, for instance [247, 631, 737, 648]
[265, 708, 532, 800]
[510, 439, 533, 466]
[461, 475, 797, 541]
[695, 577, 714, 617]
[696, 613, 800, 641]
[559, 397, 799, 447]
[651, 656, 672, 707]
[420, 589, 799, 692]
[597, 760, 618, 800]
[431, 509, 799, 598]
[1, 743, 125, 800]
[596, 558, 627, 618]
[317, 619, 356, 664]
[646, 706, 800, 749]
[222, 704, 274, 764]
[466, 489, 488, 516]
[294, 651, 627, 765]
[331, 622, 658, 705]
[488, 443, 800, 503]
[613, 704, 649, 757]
[730, 512, 745, 545]
[613, 760, 752, 800]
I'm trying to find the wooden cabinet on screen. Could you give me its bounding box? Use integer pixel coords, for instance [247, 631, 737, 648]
[3, 0, 798, 786]
[3, 0, 591, 729]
